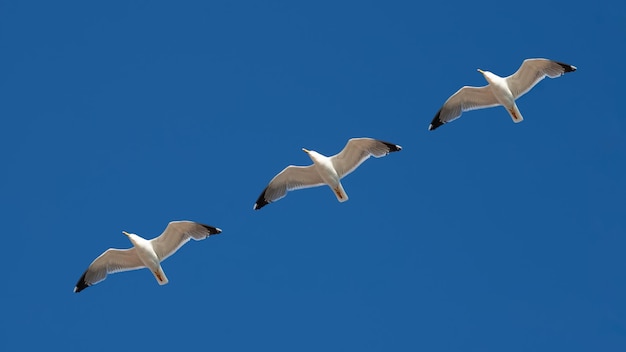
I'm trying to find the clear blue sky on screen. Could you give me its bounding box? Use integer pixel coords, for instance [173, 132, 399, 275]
[1, 1, 625, 351]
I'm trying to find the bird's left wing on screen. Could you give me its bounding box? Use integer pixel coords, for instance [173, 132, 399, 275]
[150, 221, 222, 261]
[331, 138, 402, 178]
[74, 248, 144, 293]
[253, 165, 325, 210]
[506, 58, 576, 99]
[429, 86, 499, 130]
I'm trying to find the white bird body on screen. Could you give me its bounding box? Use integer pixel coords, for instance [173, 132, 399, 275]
[480, 69, 524, 123]
[125, 232, 169, 285]
[253, 138, 402, 210]
[429, 58, 576, 130]
[74, 221, 222, 292]
[305, 149, 348, 202]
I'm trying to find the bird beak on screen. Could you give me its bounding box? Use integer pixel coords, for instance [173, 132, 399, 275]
[477, 69, 484, 74]
[122, 231, 130, 236]
[302, 148, 310, 154]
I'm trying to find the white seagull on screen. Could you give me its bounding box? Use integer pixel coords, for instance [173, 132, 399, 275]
[74, 221, 222, 292]
[429, 58, 576, 130]
[253, 137, 402, 210]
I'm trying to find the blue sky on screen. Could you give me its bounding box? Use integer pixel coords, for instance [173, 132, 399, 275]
[1, 1, 625, 351]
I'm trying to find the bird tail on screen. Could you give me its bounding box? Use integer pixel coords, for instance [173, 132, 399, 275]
[507, 104, 524, 123]
[152, 266, 169, 285]
[331, 183, 349, 202]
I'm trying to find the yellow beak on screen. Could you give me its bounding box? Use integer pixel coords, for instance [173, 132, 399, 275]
[302, 148, 310, 153]
[477, 69, 484, 74]
[122, 231, 130, 236]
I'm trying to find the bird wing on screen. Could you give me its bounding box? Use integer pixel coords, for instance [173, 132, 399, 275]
[505, 58, 577, 99]
[429, 86, 499, 130]
[253, 165, 325, 210]
[74, 248, 144, 292]
[330, 138, 402, 178]
[150, 221, 222, 262]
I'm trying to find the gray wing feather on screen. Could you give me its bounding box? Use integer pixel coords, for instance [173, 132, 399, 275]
[331, 138, 401, 178]
[436, 86, 500, 125]
[506, 58, 576, 99]
[150, 221, 221, 261]
[81, 248, 144, 287]
[261, 165, 325, 203]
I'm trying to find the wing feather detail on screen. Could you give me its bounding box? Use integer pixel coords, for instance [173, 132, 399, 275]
[506, 58, 577, 99]
[331, 138, 401, 178]
[253, 165, 325, 210]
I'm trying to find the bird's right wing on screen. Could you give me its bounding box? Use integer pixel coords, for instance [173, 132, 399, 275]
[253, 165, 325, 210]
[74, 248, 144, 292]
[331, 138, 402, 178]
[506, 58, 577, 99]
[150, 221, 222, 262]
[429, 86, 499, 130]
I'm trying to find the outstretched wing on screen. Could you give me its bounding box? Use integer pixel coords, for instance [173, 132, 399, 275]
[330, 138, 402, 178]
[506, 58, 576, 99]
[253, 165, 325, 210]
[74, 248, 144, 293]
[150, 221, 222, 261]
[429, 86, 499, 130]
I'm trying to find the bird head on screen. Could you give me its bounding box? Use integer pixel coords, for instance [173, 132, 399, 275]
[302, 147, 323, 163]
[122, 231, 139, 246]
[122, 231, 136, 240]
[477, 69, 496, 83]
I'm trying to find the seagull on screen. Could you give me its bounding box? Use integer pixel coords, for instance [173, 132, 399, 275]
[429, 58, 577, 130]
[74, 221, 222, 293]
[253, 137, 402, 210]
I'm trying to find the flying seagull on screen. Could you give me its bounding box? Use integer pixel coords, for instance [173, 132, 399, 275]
[429, 58, 577, 130]
[253, 137, 402, 210]
[74, 221, 222, 292]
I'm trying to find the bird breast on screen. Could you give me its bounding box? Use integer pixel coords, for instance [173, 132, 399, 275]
[487, 76, 515, 107]
[312, 156, 340, 185]
[131, 238, 161, 269]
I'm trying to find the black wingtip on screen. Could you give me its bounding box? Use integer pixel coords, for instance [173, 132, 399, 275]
[429, 107, 444, 131]
[74, 271, 89, 293]
[253, 188, 270, 210]
[554, 60, 577, 73]
[200, 224, 222, 235]
[380, 141, 402, 153]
